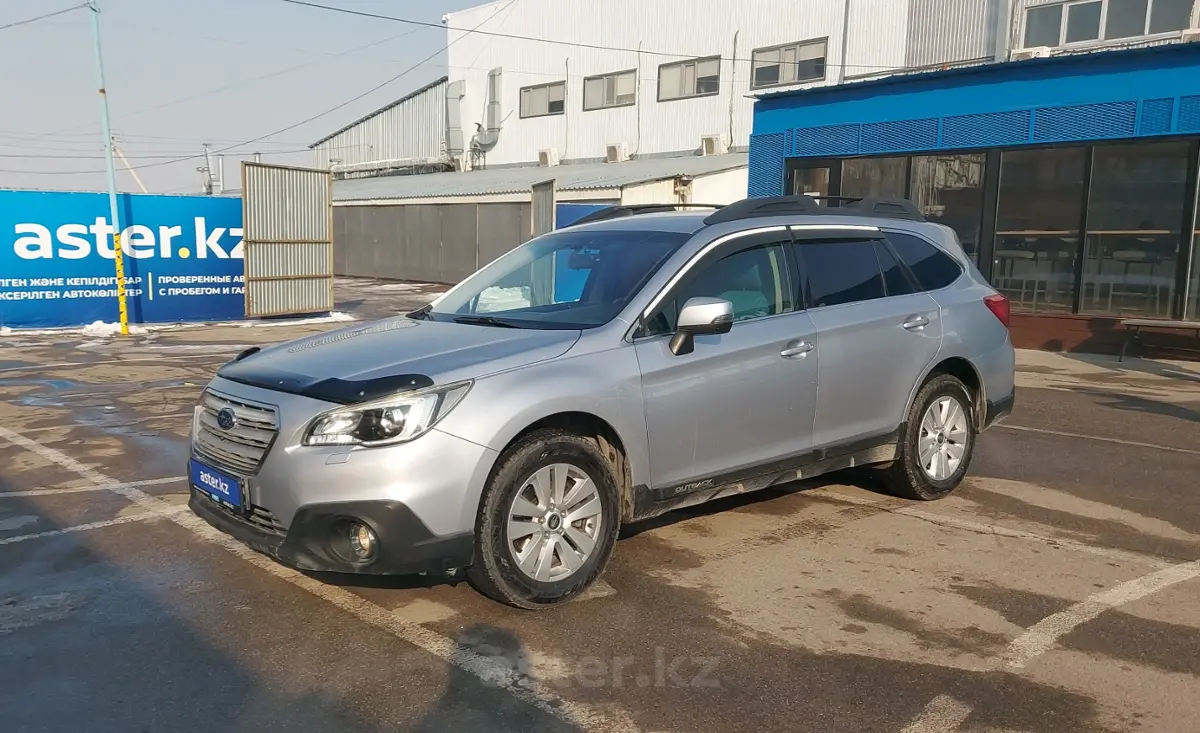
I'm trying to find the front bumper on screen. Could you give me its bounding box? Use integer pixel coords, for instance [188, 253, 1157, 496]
[190, 490, 474, 575]
[188, 375, 499, 575]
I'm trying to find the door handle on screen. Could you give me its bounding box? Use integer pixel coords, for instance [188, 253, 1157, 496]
[902, 315, 930, 331]
[780, 341, 815, 358]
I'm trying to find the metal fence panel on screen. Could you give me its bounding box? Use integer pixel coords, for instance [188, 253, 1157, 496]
[242, 162, 333, 317]
[440, 204, 478, 282]
[477, 203, 528, 266]
[531, 179, 557, 237]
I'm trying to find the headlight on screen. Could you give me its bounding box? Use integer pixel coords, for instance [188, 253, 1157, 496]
[303, 381, 471, 447]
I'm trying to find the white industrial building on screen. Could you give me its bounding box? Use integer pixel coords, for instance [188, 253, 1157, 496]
[312, 0, 1200, 283]
[312, 0, 1020, 179]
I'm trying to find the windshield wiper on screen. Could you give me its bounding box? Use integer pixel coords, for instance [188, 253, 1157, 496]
[452, 315, 522, 328]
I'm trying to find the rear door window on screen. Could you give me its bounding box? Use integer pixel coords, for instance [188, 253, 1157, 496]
[886, 232, 963, 292]
[797, 239, 886, 308]
[873, 241, 916, 297]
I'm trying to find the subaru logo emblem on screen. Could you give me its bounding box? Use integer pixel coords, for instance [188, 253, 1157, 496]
[216, 408, 237, 431]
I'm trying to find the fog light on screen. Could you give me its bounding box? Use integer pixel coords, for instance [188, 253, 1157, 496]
[349, 522, 377, 561]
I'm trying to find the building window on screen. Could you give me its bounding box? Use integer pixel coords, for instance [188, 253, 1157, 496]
[750, 39, 827, 89]
[841, 157, 908, 199]
[994, 147, 1088, 313]
[583, 70, 636, 111]
[909, 154, 986, 262]
[1023, 0, 1194, 48]
[657, 56, 720, 101]
[1079, 140, 1193, 317]
[520, 81, 566, 118]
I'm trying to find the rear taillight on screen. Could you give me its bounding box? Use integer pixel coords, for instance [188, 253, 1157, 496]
[984, 293, 1010, 328]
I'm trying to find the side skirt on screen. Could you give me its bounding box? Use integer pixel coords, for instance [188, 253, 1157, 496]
[631, 427, 903, 522]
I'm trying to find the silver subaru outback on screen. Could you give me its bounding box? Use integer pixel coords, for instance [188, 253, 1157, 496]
[188, 196, 1015, 609]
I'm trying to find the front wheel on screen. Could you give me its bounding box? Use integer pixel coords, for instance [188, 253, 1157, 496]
[881, 374, 977, 501]
[468, 429, 621, 609]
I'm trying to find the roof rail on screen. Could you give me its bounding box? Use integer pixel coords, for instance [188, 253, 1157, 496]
[564, 203, 724, 228]
[702, 195, 925, 225]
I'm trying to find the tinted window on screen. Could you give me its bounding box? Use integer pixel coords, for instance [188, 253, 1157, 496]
[799, 240, 886, 308]
[874, 241, 915, 297]
[886, 232, 963, 292]
[645, 243, 793, 335]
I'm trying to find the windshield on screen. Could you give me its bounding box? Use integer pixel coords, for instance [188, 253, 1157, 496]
[424, 228, 691, 329]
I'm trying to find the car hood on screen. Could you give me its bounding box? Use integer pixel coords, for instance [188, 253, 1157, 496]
[217, 317, 581, 404]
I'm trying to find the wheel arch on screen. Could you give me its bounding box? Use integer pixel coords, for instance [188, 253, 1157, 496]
[484, 411, 636, 524]
[906, 356, 987, 430]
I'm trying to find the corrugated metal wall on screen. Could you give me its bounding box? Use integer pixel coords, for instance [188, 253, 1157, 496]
[311, 79, 448, 169]
[334, 202, 531, 284]
[242, 163, 334, 317]
[906, 0, 998, 68]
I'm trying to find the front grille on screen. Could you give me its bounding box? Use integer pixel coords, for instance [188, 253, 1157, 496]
[246, 504, 286, 536]
[194, 390, 279, 476]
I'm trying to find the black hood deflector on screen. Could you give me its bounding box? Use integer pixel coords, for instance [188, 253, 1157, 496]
[217, 360, 434, 405]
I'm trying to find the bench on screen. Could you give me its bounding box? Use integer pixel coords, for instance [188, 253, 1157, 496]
[1119, 319, 1200, 362]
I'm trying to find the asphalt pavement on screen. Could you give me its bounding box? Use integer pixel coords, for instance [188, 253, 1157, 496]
[1, 278, 1198, 733]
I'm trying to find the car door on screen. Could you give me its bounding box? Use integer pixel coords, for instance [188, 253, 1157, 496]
[796, 231, 943, 450]
[633, 230, 819, 495]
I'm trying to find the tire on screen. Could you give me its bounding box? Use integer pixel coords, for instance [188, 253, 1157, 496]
[881, 374, 977, 501]
[467, 429, 621, 609]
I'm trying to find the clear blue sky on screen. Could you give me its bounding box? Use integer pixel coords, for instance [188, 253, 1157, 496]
[0, 0, 480, 194]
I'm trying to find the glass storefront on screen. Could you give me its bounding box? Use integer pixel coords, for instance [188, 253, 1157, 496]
[910, 154, 985, 262]
[841, 157, 908, 199]
[784, 137, 1200, 321]
[1080, 141, 1192, 317]
[995, 147, 1088, 313]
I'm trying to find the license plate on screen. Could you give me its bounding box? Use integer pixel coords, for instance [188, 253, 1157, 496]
[189, 458, 244, 510]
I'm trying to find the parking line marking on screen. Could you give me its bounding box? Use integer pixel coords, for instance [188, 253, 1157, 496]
[0, 424, 636, 733]
[20, 413, 195, 434]
[996, 423, 1200, 457]
[809, 489, 1173, 570]
[899, 695, 973, 733]
[0, 509, 185, 546]
[0, 354, 226, 375]
[1005, 558, 1200, 669]
[0, 476, 185, 498]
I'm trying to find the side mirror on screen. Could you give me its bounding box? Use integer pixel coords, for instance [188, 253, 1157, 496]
[669, 297, 733, 356]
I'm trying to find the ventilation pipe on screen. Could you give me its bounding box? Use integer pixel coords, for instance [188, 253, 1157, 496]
[470, 68, 503, 152]
[445, 79, 466, 168]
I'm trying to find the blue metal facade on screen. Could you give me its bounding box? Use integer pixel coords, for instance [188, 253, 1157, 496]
[748, 45, 1200, 196]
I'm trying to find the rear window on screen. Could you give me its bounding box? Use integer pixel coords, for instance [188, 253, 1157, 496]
[886, 232, 963, 292]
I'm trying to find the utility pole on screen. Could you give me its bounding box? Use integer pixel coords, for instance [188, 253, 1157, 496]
[112, 139, 149, 194]
[88, 0, 129, 335]
[202, 143, 214, 194]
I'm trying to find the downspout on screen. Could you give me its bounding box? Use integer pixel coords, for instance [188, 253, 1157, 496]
[446, 80, 466, 169]
[838, 0, 851, 84]
[564, 57, 570, 160]
[633, 42, 644, 156]
[728, 31, 739, 151]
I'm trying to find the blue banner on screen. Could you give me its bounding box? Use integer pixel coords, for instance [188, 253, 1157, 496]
[1, 189, 245, 329]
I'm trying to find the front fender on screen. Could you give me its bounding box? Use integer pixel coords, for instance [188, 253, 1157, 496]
[434, 345, 650, 531]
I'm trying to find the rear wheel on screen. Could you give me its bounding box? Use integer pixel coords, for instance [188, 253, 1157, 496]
[881, 374, 976, 501]
[468, 429, 620, 609]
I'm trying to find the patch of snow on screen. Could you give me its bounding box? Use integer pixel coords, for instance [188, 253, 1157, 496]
[475, 287, 531, 313]
[239, 311, 356, 328]
[82, 321, 148, 337]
